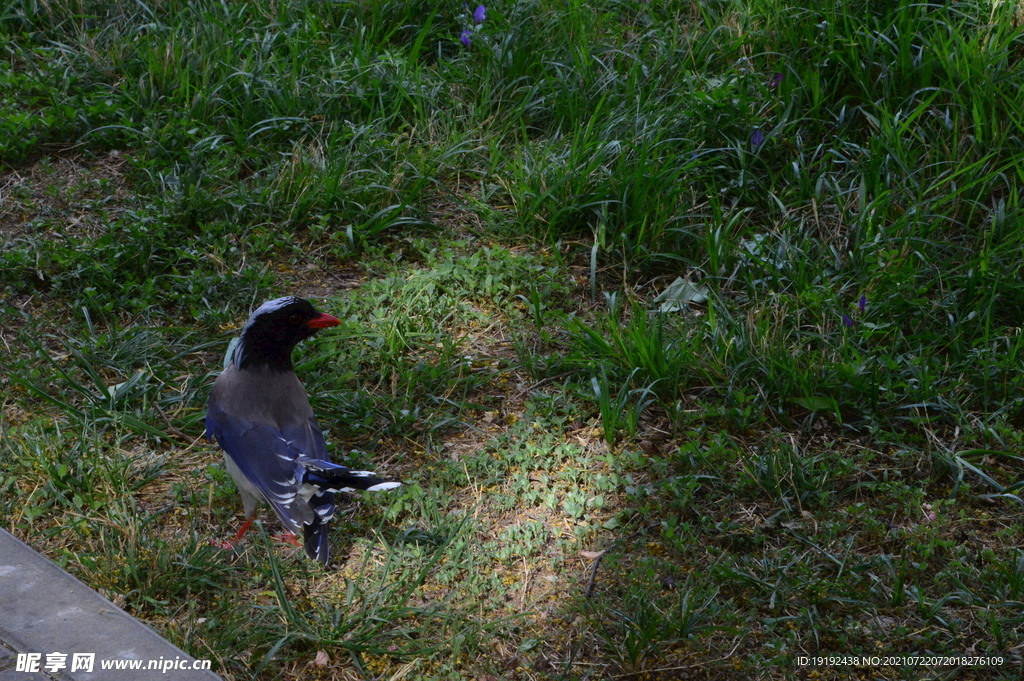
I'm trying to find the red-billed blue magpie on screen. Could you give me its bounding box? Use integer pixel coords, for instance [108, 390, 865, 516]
[206, 296, 400, 564]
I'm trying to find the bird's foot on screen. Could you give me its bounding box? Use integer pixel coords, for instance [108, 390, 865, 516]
[273, 532, 302, 547]
[209, 538, 237, 550]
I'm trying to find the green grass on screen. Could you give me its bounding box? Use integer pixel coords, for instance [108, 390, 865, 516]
[3, 0, 1024, 678]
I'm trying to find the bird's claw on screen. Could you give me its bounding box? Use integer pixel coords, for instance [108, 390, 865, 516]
[273, 532, 302, 547]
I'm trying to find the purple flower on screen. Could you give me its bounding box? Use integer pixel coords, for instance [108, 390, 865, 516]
[858, 293, 866, 312]
[474, 5, 486, 23]
[769, 73, 783, 89]
[842, 314, 854, 328]
[460, 29, 472, 46]
[750, 128, 764, 147]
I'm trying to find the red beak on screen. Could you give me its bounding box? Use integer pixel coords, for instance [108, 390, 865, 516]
[306, 312, 341, 329]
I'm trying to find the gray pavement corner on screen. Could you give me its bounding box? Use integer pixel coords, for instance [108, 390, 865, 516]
[0, 529, 221, 681]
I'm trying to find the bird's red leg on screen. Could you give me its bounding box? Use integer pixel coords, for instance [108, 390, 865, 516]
[233, 515, 257, 541]
[210, 513, 256, 550]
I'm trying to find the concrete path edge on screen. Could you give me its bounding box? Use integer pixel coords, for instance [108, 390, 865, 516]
[0, 528, 221, 681]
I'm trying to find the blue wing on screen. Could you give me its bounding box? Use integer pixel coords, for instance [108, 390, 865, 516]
[206, 394, 336, 541]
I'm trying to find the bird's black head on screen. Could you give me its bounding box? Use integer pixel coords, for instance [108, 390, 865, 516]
[233, 297, 340, 371]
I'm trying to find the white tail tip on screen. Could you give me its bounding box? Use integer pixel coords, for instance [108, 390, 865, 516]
[366, 481, 402, 492]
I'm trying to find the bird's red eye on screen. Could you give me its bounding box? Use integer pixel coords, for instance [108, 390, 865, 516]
[288, 312, 303, 325]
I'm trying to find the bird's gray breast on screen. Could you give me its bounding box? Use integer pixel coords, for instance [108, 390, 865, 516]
[212, 364, 314, 427]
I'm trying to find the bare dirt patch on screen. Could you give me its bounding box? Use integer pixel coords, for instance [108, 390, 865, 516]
[0, 150, 135, 239]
